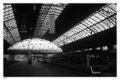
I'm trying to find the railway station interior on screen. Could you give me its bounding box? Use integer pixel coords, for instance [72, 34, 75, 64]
[3, 3, 117, 77]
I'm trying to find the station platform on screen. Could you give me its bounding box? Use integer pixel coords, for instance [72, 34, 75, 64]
[4, 61, 89, 77]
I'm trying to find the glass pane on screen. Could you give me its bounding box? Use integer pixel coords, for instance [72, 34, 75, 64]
[103, 6, 115, 13]
[82, 30, 90, 36]
[59, 42, 64, 46]
[4, 30, 9, 38]
[5, 37, 14, 45]
[74, 25, 83, 31]
[94, 13, 105, 20]
[70, 35, 77, 42]
[80, 31, 87, 37]
[85, 28, 91, 35]
[77, 32, 84, 38]
[4, 30, 15, 45]
[69, 36, 75, 42]
[82, 22, 90, 27]
[71, 27, 80, 34]
[106, 18, 115, 28]
[59, 35, 66, 41]
[4, 10, 13, 16]
[5, 18, 17, 28]
[96, 23, 105, 31]
[90, 26, 98, 33]
[92, 25, 101, 32]
[100, 21, 109, 29]
[75, 33, 81, 38]
[78, 24, 87, 30]
[91, 15, 101, 22]
[67, 31, 75, 37]
[52, 4, 116, 46]
[85, 20, 93, 26]
[10, 28, 19, 37]
[74, 34, 82, 40]
[34, 4, 66, 38]
[88, 18, 97, 24]
[98, 11, 108, 18]
[108, 4, 116, 12]
[65, 38, 72, 44]
[108, 16, 116, 25]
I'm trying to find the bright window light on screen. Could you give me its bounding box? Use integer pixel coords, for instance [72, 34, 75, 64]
[8, 38, 63, 53]
[103, 46, 108, 51]
[4, 27, 15, 45]
[52, 3, 116, 46]
[4, 4, 21, 44]
[34, 4, 67, 38]
[96, 47, 101, 50]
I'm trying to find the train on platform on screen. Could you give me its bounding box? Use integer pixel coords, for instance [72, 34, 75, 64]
[37, 47, 116, 75]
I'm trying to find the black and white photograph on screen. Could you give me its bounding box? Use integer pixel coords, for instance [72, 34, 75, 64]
[3, 3, 117, 77]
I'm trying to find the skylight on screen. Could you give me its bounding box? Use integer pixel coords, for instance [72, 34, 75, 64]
[52, 3, 116, 46]
[4, 4, 21, 44]
[8, 38, 63, 53]
[33, 3, 67, 38]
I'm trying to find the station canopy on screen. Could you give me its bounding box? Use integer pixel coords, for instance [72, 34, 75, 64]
[8, 38, 63, 54]
[52, 3, 116, 46]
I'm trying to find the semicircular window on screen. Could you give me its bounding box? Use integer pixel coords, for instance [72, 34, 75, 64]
[8, 38, 63, 53]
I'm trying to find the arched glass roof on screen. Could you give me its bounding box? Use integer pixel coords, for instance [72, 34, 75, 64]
[52, 3, 116, 46]
[8, 38, 63, 53]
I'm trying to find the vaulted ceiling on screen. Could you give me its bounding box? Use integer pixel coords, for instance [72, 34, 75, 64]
[4, 3, 116, 54]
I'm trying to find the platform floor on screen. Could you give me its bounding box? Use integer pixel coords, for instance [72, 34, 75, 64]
[4, 61, 89, 77]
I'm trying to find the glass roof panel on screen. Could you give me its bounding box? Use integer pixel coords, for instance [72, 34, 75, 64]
[52, 3, 116, 46]
[77, 32, 84, 39]
[69, 36, 75, 42]
[65, 38, 73, 44]
[5, 18, 17, 28]
[108, 3, 116, 12]
[90, 26, 98, 33]
[105, 18, 115, 28]
[34, 4, 67, 38]
[90, 15, 101, 22]
[76, 34, 82, 40]
[82, 22, 90, 27]
[4, 27, 15, 45]
[100, 21, 110, 29]
[94, 13, 105, 20]
[80, 32, 87, 38]
[4, 37, 14, 45]
[84, 29, 91, 35]
[10, 28, 18, 36]
[84, 19, 93, 26]
[66, 31, 74, 37]
[108, 15, 116, 24]
[92, 25, 101, 32]
[103, 6, 115, 13]
[74, 25, 82, 31]
[4, 4, 21, 43]
[96, 23, 105, 31]
[78, 23, 87, 29]
[71, 27, 80, 33]
[8, 38, 63, 53]
[98, 11, 108, 18]
[87, 18, 97, 24]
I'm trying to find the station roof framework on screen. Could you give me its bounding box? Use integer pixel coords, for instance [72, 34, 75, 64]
[52, 3, 116, 46]
[33, 3, 67, 38]
[4, 4, 21, 45]
[8, 38, 63, 53]
[3, 3, 116, 54]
